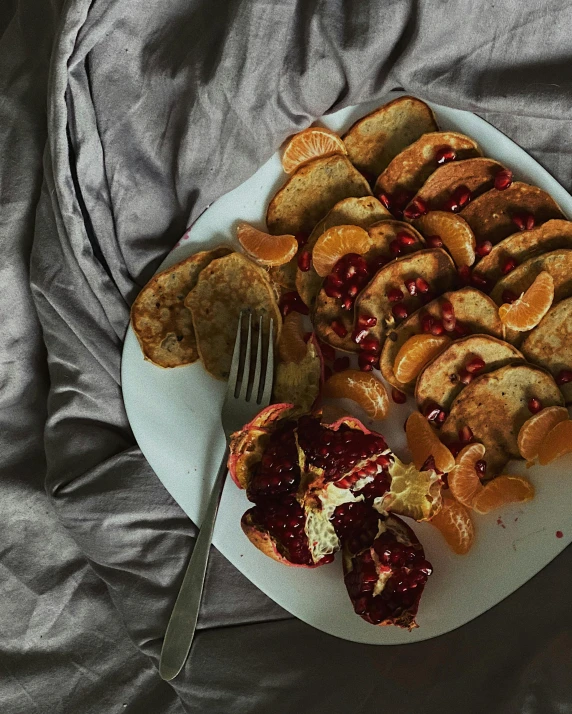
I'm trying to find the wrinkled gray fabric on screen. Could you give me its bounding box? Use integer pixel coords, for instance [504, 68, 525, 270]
[2, 0, 572, 712]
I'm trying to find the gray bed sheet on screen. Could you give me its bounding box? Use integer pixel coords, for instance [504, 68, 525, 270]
[2, 0, 572, 712]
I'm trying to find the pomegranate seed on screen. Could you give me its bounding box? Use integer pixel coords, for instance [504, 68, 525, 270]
[357, 314, 377, 329]
[359, 352, 379, 365]
[421, 313, 434, 333]
[448, 442, 462, 457]
[392, 303, 408, 320]
[459, 369, 473, 385]
[501, 258, 517, 275]
[436, 409, 447, 425]
[279, 291, 309, 316]
[453, 185, 472, 208]
[295, 232, 309, 247]
[528, 397, 543, 414]
[378, 193, 392, 210]
[324, 365, 333, 380]
[358, 354, 375, 372]
[333, 356, 350, 372]
[341, 297, 354, 311]
[415, 276, 430, 293]
[442, 196, 459, 213]
[319, 341, 336, 362]
[458, 265, 471, 285]
[426, 235, 443, 248]
[421, 455, 437, 473]
[441, 300, 454, 319]
[502, 289, 518, 304]
[352, 328, 369, 344]
[454, 321, 470, 337]
[389, 239, 402, 256]
[430, 320, 444, 336]
[387, 287, 404, 302]
[391, 388, 407, 404]
[346, 282, 360, 298]
[556, 370, 572, 385]
[404, 278, 417, 296]
[297, 249, 311, 271]
[466, 357, 486, 373]
[331, 320, 348, 338]
[435, 146, 456, 165]
[512, 213, 534, 232]
[425, 404, 442, 421]
[398, 232, 416, 246]
[403, 197, 428, 220]
[476, 241, 493, 257]
[359, 337, 381, 354]
[475, 460, 487, 477]
[459, 425, 474, 444]
[443, 316, 456, 332]
[324, 283, 342, 299]
[494, 169, 513, 191]
[471, 272, 489, 290]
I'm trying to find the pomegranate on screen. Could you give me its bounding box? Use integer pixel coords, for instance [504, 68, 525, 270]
[391, 388, 407, 404]
[475, 459, 487, 477]
[501, 257, 518, 275]
[475, 241, 492, 257]
[403, 197, 428, 221]
[556, 370, 572, 385]
[325, 254, 371, 311]
[229, 406, 442, 570]
[426, 235, 443, 248]
[512, 213, 535, 231]
[280, 291, 309, 317]
[528, 397, 543, 414]
[298, 250, 311, 272]
[435, 146, 456, 165]
[494, 169, 513, 191]
[465, 357, 485, 374]
[331, 320, 348, 338]
[343, 514, 433, 629]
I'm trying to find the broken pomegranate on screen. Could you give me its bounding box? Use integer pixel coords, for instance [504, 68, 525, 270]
[343, 514, 433, 629]
[229, 405, 441, 572]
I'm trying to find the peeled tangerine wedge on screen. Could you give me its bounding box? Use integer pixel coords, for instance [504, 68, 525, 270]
[498, 271, 554, 332]
[414, 211, 476, 268]
[312, 225, 374, 277]
[278, 312, 308, 363]
[449, 443, 486, 508]
[430, 495, 475, 555]
[517, 406, 569, 461]
[281, 126, 347, 174]
[237, 222, 298, 266]
[537, 419, 572, 465]
[393, 334, 451, 385]
[323, 369, 389, 420]
[405, 411, 455, 473]
[449, 442, 535, 514]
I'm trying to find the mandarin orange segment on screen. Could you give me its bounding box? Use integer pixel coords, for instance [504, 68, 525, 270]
[430, 495, 475, 554]
[312, 225, 374, 277]
[517, 406, 569, 461]
[281, 127, 347, 174]
[537, 419, 572, 465]
[323, 369, 389, 420]
[237, 222, 298, 266]
[498, 271, 554, 331]
[448, 442, 485, 508]
[472, 475, 535, 514]
[405, 411, 455, 473]
[393, 334, 451, 384]
[278, 312, 308, 363]
[414, 211, 476, 267]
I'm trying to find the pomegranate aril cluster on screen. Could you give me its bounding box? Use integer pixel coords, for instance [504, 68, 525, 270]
[325, 253, 370, 311]
[279, 291, 309, 317]
[442, 185, 471, 213]
[247, 422, 301, 501]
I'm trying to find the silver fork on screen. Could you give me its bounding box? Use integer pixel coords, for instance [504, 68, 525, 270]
[159, 311, 274, 681]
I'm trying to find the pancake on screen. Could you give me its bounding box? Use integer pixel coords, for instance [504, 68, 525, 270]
[380, 287, 503, 392]
[342, 96, 438, 178]
[296, 196, 391, 308]
[521, 296, 572, 404]
[404, 158, 504, 214]
[415, 334, 524, 413]
[474, 219, 572, 283]
[440, 364, 564, 477]
[185, 252, 281, 380]
[374, 132, 480, 198]
[131, 245, 232, 368]
[266, 154, 371, 236]
[460, 182, 565, 245]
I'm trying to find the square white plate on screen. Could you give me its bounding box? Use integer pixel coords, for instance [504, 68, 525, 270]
[121, 94, 572, 644]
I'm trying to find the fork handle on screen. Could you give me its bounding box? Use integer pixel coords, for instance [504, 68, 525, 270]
[159, 444, 230, 681]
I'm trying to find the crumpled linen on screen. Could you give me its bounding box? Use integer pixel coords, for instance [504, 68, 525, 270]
[2, 0, 572, 711]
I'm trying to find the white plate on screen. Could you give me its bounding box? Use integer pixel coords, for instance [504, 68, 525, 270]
[121, 93, 572, 644]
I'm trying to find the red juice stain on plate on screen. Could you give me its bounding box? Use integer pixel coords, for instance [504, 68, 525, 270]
[556, 531, 563, 539]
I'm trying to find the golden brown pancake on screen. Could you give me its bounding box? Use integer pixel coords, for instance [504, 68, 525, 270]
[342, 96, 438, 178]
